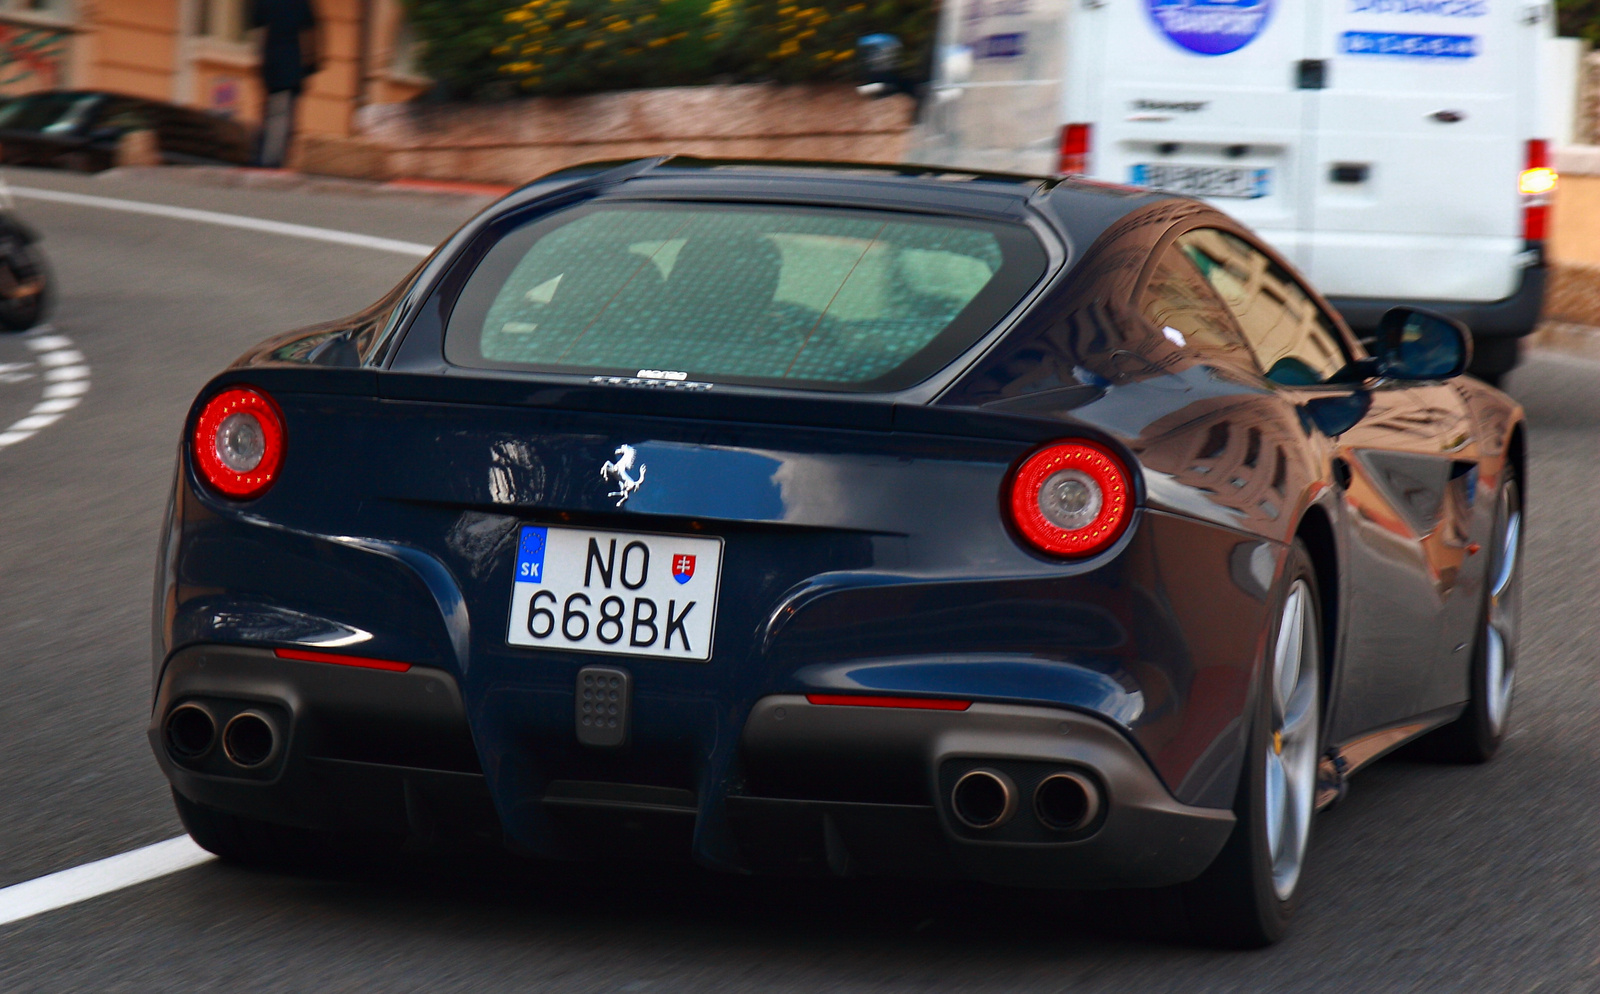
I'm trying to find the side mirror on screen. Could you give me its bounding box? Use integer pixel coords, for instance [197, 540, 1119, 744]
[1376, 306, 1472, 381]
[1300, 391, 1371, 437]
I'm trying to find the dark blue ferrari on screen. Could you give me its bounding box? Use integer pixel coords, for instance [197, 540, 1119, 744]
[151, 157, 1526, 946]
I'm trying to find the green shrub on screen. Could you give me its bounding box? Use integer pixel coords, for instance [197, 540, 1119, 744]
[496, 0, 735, 94]
[729, 0, 934, 84]
[1558, 0, 1600, 43]
[405, 0, 937, 98]
[402, 0, 524, 99]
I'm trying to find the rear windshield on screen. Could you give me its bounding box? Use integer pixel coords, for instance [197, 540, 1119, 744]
[443, 202, 1048, 391]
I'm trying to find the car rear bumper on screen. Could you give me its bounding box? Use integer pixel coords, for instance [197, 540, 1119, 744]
[150, 645, 500, 845]
[1327, 257, 1547, 340]
[733, 695, 1235, 888]
[152, 646, 1235, 888]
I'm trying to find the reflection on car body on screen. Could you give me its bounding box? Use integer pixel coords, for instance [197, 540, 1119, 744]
[150, 156, 1526, 948]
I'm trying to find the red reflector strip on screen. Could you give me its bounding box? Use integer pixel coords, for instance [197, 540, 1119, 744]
[274, 648, 412, 672]
[805, 694, 971, 711]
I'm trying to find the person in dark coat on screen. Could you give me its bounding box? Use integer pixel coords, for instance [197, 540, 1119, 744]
[250, 0, 320, 168]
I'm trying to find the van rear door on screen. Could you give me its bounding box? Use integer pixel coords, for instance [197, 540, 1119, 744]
[1305, 2, 1536, 303]
[911, 0, 1073, 175]
[1081, 1, 1316, 267]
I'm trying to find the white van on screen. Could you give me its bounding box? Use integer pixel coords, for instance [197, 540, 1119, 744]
[907, 0, 1555, 383]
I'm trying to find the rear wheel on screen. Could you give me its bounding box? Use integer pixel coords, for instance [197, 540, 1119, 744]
[1422, 471, 1522, 763]
[1183, 540, 1323, 948]
[0, 239, 50, 332]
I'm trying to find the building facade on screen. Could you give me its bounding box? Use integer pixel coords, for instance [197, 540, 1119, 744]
[0, 0, 427, 139]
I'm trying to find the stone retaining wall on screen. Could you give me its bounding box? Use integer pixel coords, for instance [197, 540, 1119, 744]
[299, 84, 916, 185]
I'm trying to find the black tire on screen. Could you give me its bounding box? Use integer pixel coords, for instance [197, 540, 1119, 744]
[1182, 540, 1324, 948]
[0, 240, 51, 332]
[1419, 469, 1522, 763]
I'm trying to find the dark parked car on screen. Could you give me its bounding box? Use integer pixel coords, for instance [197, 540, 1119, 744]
[0, 90, 251, 172]
[151, 157, 1525, 947]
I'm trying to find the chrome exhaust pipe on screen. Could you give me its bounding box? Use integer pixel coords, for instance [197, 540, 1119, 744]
[163, 702, 217, 761]
[1034, 771, 1101, 833]
[951, 768, 1019, 830]
[221, 710, 280, 770]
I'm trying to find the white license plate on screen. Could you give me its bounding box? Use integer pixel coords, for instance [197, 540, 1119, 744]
[506, 525, 724, 661]
[1129, 164, 1272, 199]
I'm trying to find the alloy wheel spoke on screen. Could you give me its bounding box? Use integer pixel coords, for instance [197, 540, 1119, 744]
[1492, 511, 1520, 599]
[1267, 579, 1318, 902]
[1265, 752, 1287, 862]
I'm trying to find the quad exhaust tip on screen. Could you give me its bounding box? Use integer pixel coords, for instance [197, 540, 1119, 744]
[164, 702, 217, 761]
[951, 768, 1019, 830]
[1034, 771, 1102, 833]
[221, 710, 280, 770]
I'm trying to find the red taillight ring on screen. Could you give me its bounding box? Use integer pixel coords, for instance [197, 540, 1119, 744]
[1008, 440, 1133, 558]
[192, 386, 285, 500]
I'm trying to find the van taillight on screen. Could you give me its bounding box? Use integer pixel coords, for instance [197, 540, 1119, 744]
[192, 386, 285, 500]
[1521, 139, 1556, 242]
[1058, 123, 1092, 176]
[1007, 441, 1132, 558]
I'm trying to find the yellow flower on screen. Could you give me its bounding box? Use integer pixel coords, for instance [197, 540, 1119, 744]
[584, 37, 606, 48]
[795, 28, 815, 40]
[648, 36, 670, 46]
[506, 9, 533, 21]
[607, 18, 631, 30]
[834, 48, 853, 61]
[565, 18, 587, 27]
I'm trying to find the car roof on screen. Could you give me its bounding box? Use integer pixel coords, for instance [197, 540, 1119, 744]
[501, 155, 1176, 253]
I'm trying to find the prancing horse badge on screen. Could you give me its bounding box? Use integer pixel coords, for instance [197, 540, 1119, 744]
[600, 444, 646, 506]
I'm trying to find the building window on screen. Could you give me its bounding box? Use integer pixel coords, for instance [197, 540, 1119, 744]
[195, 0, 250, 43]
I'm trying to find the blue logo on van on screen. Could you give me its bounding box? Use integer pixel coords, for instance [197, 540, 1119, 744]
[1146, 0, 1273, 57]
[1340, 31, 1477, 59]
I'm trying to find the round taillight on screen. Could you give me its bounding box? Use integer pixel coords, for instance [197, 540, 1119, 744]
[1008, 441, 1133, 558]
[192, 386, 284, 500]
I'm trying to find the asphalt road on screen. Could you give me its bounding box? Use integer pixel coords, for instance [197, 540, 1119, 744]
[0, 165, 1597, 992]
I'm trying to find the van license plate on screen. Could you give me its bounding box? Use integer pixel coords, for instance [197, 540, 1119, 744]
[506, 525, 723, 661]
[1130, 164, 1271, 199]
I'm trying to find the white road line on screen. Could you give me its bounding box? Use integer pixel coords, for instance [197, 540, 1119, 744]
[0, 325, 90, 450]
[0, 836, 214, 928]
[10, 186, 434, 258]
